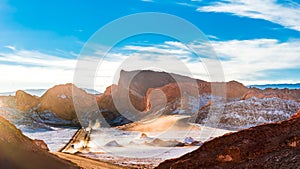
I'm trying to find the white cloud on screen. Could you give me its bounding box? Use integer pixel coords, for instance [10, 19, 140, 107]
[0, 49, 76, 69]
[2, 39, 300, 93]
[141, 0, 153, 2]
[123, 45, 191, 55]
[4, 45, 16, 51]
[210, 38, 300, 84]
[197, 0, 300, 31]
[0, 64, 74, 92]
[207, 35, 219, 40]
[116, 39, 300, 86]
[176, 2, 198, 8]
[0, 49, 78, 92]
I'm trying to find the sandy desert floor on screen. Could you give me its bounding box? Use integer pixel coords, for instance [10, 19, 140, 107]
[53, 152, 129, 169]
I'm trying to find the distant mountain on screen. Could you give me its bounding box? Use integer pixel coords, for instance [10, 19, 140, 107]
[0, 88, 101, 97]
[248, 83, 300, 89]
[82, 88, 102, 95]
[0, 89, 46, 97]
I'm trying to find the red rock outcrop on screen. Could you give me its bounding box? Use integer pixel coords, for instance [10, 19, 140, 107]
[0, 116, 79, 169]
[97, 70, 248, 116]
[98, 70, 300, 125]
[225, 80, 249, 99]
[156, 115, 300, 169]
[97, 84, 146, 114]
[38, 83, 97, 123]
[120, 70, 300, 102]
[119, 70, 202, 96]
[15, 90, 39, 111]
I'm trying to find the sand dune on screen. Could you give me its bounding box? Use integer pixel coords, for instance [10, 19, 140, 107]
[117, 115, 201, 132]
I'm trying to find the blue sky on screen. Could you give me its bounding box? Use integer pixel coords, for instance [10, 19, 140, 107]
[0, 0, 300, 92]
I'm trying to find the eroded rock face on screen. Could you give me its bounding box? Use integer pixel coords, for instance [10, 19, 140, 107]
[102, 71, 249, 116]
[119, 70, 200, 96]
[224, 81, 249, 99]
[15, 90, 39, 111]
[97, 70, 300, 128]
[0, 116, 79, 169]
[119, 70, 245, 98]
[38, 83, 97, 124]
[242, 87, 300, 102]
[195, 97, 300, 130]
[156, 116, 300, 169]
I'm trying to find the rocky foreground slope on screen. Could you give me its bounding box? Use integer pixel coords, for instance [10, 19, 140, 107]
[156, 113, 300, 169]
[0, 116, 79, 169]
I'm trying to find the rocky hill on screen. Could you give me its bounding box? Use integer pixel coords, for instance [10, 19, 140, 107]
[15, 90, 39, 111]
[0, 83, 99, 127]
[0, 116, 79, 169]
[156, 113, 300, 169]
[37, 83, 97, 124]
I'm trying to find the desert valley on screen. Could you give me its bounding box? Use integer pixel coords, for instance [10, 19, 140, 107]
[0, 70, 300, 169]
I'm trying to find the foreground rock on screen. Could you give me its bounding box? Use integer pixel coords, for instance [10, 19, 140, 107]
[156, 115, 300, 169]
[0, 116, 79, 169]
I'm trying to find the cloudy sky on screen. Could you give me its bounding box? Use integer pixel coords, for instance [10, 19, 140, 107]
[0, 0, 300, 92]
